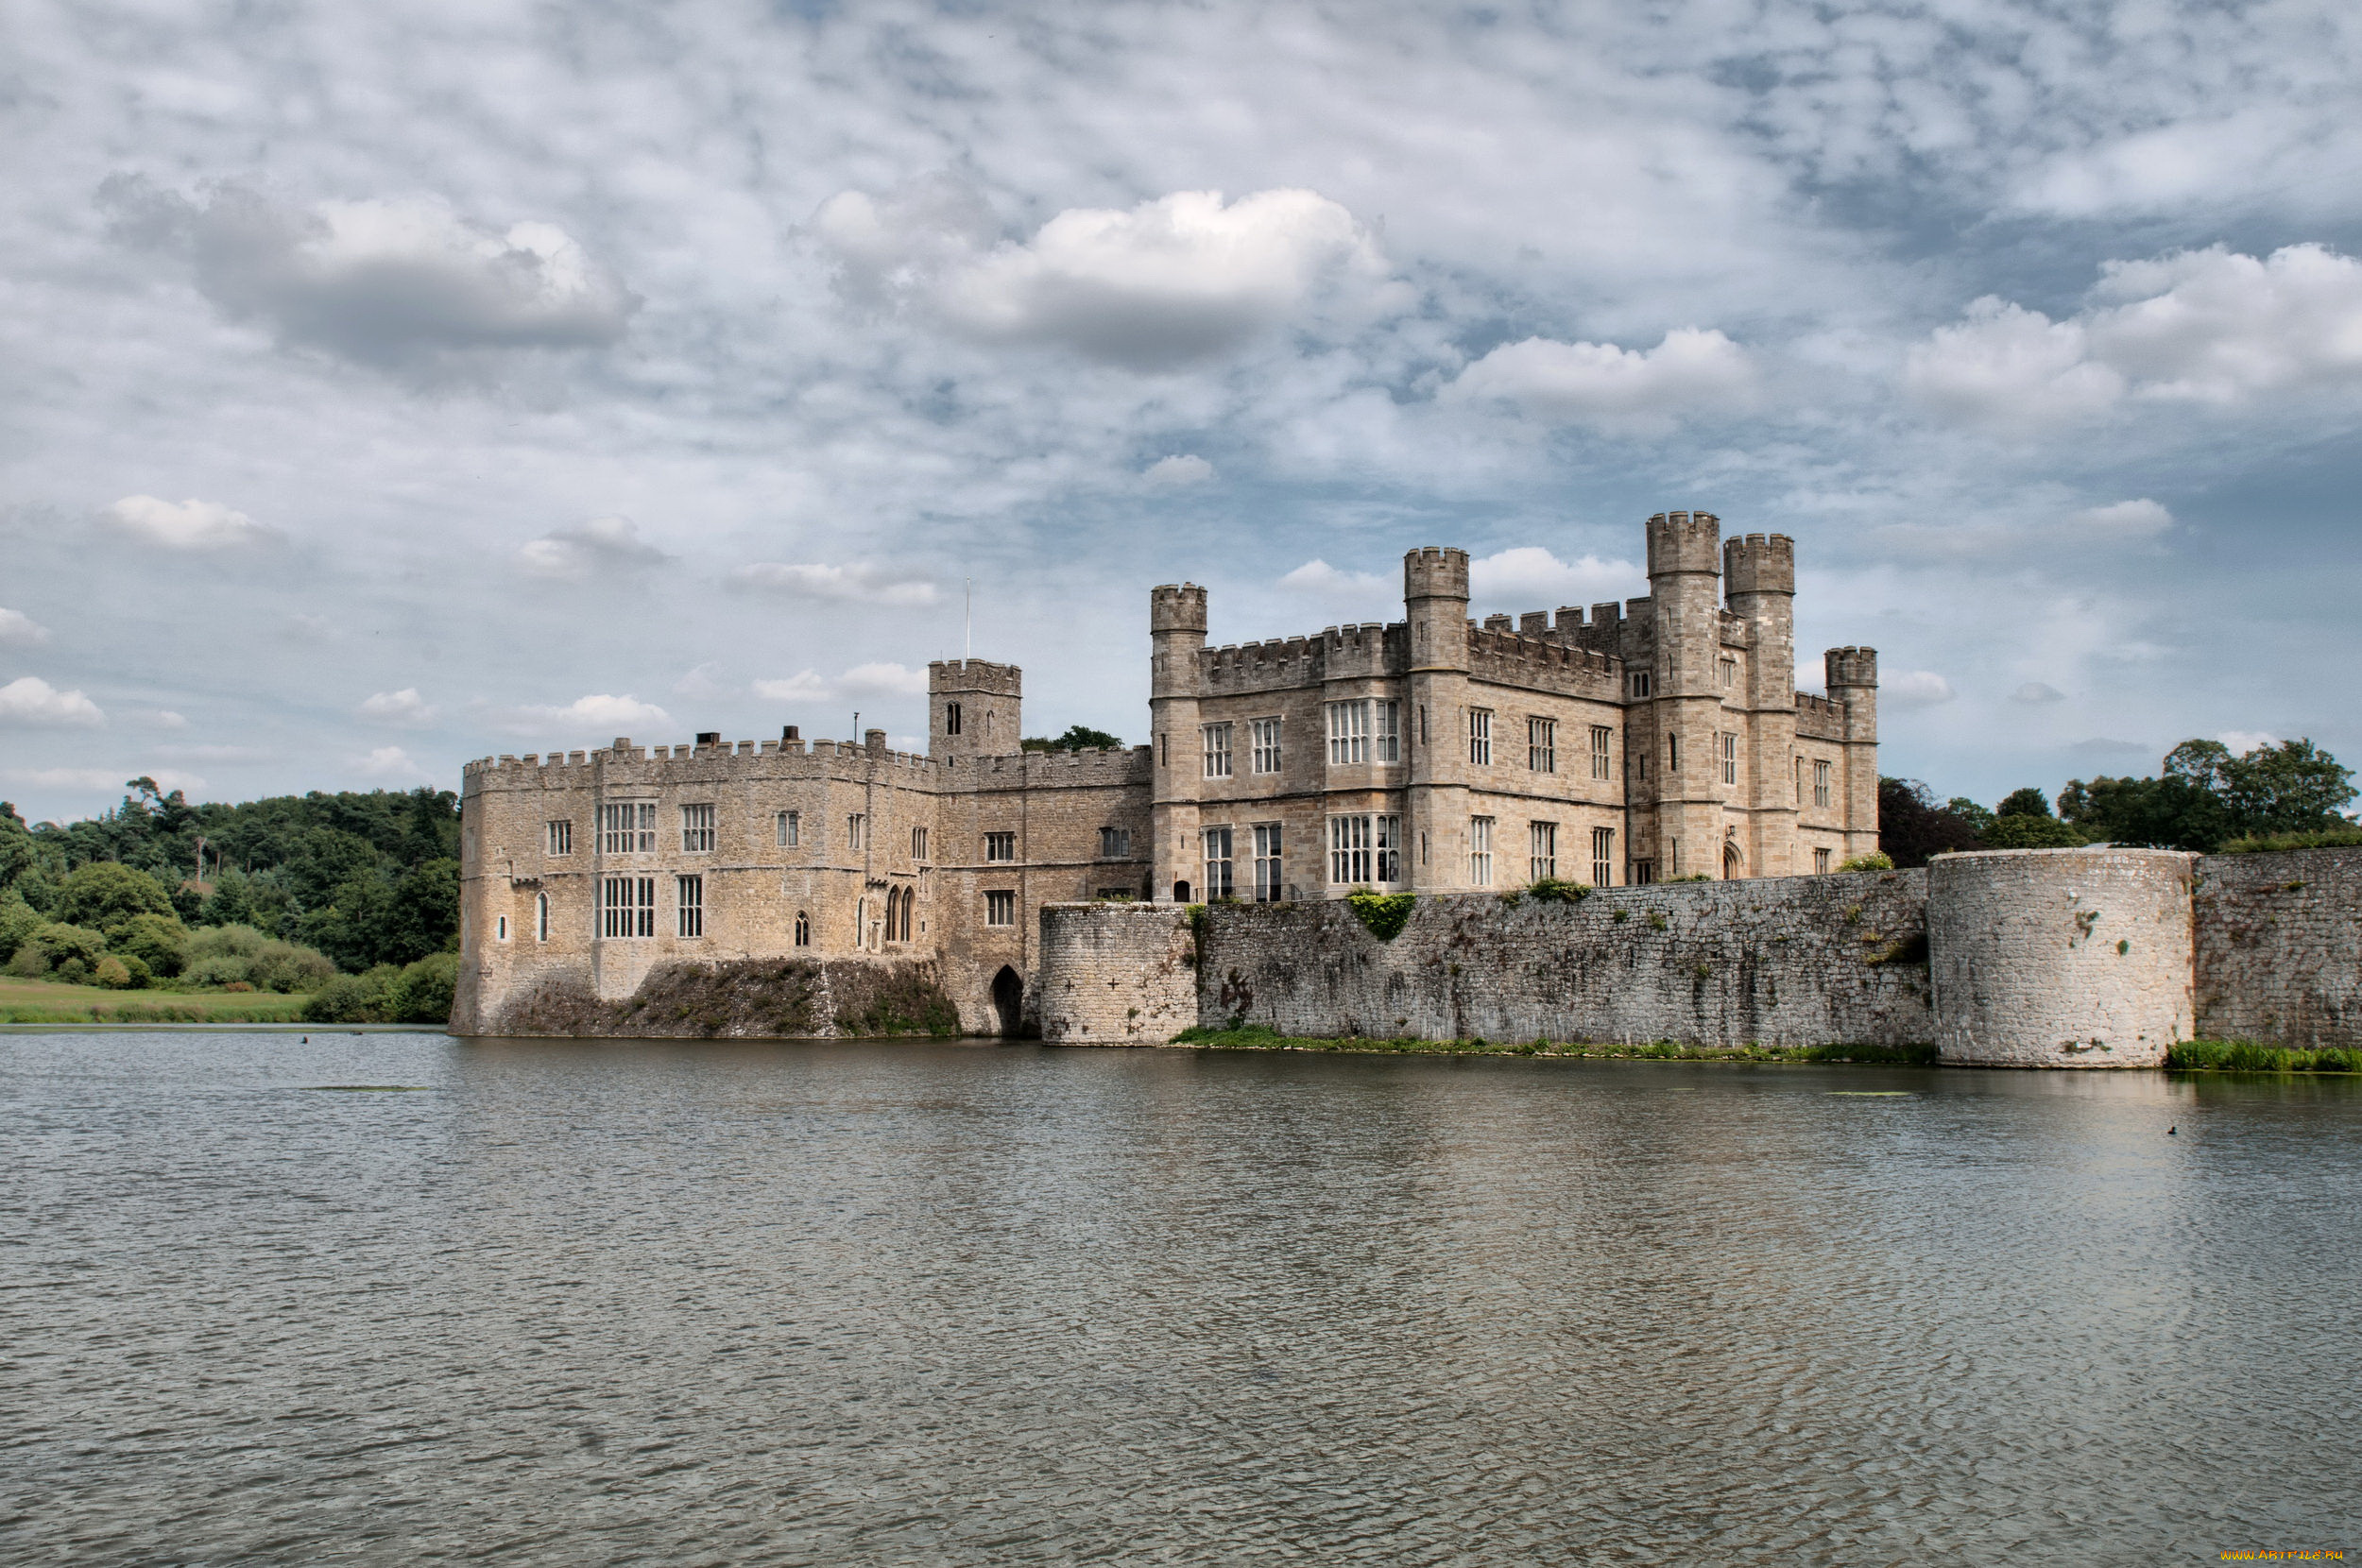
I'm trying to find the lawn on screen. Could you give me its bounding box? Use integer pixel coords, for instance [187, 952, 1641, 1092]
[0, 977, 311, 1024]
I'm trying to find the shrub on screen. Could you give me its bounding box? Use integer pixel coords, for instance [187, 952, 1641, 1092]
[1980, 814, 2089, 850]
[5, 943, 46, 978]
[54, 861, 178, 933]
[0, 894, 42, 963]
[2216, 827, 2362, 854]
[111, 912, 190, 978]
[385, 952, 459, 1024]
[26, 922, 109, 973]
[187, 923, 269, 963]
[301, 973, 381, 1023]
[1838, 852, 1894, 873]
[93, 954, 152, 989]
[246, 940, 339, 994]
[1346, 889, 1417, 941]
[1524, 877, 1591, 904]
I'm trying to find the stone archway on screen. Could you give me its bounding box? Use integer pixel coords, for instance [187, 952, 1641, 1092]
[1723, 838, 1744, 879]
[990, 965, 1024, 1038]
[1172, 879, 1192, 902]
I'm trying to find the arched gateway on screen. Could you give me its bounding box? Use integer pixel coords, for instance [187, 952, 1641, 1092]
[990, 965, 1024, 1038]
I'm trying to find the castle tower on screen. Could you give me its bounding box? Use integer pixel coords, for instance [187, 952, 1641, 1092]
[1402, 548, 1471, 890]
[1148, 584, 1208, 901]
[1644, 511, 1725, 878]
[1725, 533, 1798, 878]
[930, 659, 1022, 760]
[1825, 646, 1880, 861]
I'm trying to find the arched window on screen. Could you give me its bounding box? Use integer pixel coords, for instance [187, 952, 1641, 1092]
[946, 702, 963, 736]
[898, 887, 914, 943]
[535, 893, 549, 941]
[795, 910, 810, 946]
[496, 914, 509, 942]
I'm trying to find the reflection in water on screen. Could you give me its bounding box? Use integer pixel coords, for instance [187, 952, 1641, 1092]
[5, 1032, 2357, 1563]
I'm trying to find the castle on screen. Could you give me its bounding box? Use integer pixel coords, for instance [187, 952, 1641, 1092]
[454, 511, 1880, 1035]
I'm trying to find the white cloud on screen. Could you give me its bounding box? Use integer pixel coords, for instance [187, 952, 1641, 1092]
[751, 663, 930, 705]
[751, 670, 832, 703]
[498, 692, 673, 738]
[149, 710, 189, 729]
[673, 662, 728, 699]
[103, 495, 279, 551]
[515, 517, 669, 580]
[1907, 245, 2362, 426]
[727, 562, 938, 606]
[1276, 559, 1393, 620]
[2011, 682, 2066, 705]
[819, 186, 1395, 369]
[358, 688, 436, 725]
[2070, 499, 2175, 539]
[0, 675, 106, 726]
[2218, 729, 2279, 754]
[1444, 329, 1756, 434]
[5, 767, 204, 793]
[102, 178, 636, 369]
[1141, 453, 1215, 488]
[353, 745, 429, 780]
[0, 609, 51, 645]
[1468, 547, 1645, 609]
[1883, 670, 1956, 708]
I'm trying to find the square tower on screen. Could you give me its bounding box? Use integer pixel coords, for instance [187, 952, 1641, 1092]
[931, 659, 1022, 758]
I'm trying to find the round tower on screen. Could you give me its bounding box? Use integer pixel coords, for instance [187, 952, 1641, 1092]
[1402, 547, 1470, 673]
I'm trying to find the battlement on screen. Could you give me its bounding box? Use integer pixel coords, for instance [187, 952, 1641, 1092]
[929, 658, 1022, 697]
[1646, 510, 1721, 576]
[1723, 532, 1795, 597]
[1150, 582, 1209, 633]
[1795, 691, 1846, 741]
[1198, 622, 1406, 690]
[944, 745, 1155, 789]
[1826, 646, 1879, 690]
[1403, 546, 1470, 601]
[462, 735, 948, 790]
[1466, 623, 1622, 697]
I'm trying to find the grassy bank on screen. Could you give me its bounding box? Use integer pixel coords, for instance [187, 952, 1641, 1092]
[0, 976, 310, 1025]
[2165, 1040, 2362, 1074]
[1169, 1024, 1937, 1066]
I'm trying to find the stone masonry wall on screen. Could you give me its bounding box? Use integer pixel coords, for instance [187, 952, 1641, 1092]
[1195, 871, 1932, 1048]
[1036, 903, 1199, 1045]
[2194, 846, 2362, 1048]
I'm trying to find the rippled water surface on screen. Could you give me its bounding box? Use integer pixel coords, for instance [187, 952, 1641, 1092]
[5, 1031, 2359, 1564]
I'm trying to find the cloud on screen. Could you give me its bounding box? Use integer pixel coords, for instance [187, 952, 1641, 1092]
[497, 692, 672, 738]
[2069, 499, 2175, 539]
[819, 186, 1394, 368]
[101, 177, 637, 369]
[1907, 245, 2362, 426]
[751, 671, 832, 703]
[2218, 729, 2279, 754]
[1874, 496, 2178, 558]
[1883, 670, 1956, 708]
[149, 710, 190, 729]
[1468, 547, 1646, 609]
[2067, 738, 2151, 758]
[5, 767, 204, 793]
[156, 743, 272, 762]
[1444, 329, 1756, 434]
[0, 676, 106, 726]
[1141, 453, 1215, 488]
[2011, 682, 2066, 704]
[358, 688, 436, 725]
[102, 495, 279, 551]
[0, 609, 51, 645]
[1276, 559, 1393, 620]
[727, 562, 938, 606]
[751, 663, 930, 704]
[515, 517, 669, 580]
[353, 745, 429, 780]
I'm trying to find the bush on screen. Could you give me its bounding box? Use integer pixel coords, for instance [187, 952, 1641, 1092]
[26, 922, 109, 973]
[1345, 889, 1417, 941]
[1980, 814, 2089, 850]
[53, 861, 178, 934]
[1524, 877, 1591, 904]
[247, 940, 338, 994]
[0, 893, 42, 963]
[5, 943, 46, 978]
[187, 923, 268, 963]
[301, 972, 382, 1023]
[385, 952, 458, 1024]
[110, 912, 190, 978]
[93, 954, 152, 989]
[1837, 852, 1894, 873]
[2216, 827, 2362, 854]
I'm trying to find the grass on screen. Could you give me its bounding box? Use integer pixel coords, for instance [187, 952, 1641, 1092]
[1169, 1024, 1936, 1066]
[2165, 1039, 2362, 1074]
[0, 975, 311, 1025]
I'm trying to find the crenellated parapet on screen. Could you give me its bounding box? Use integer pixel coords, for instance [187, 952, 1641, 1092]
[1198, 622, 1407, 692]
[1465, 623, 1623, 697]
[1794, 692, 1846, 741]
[1826, 646, 1879, 690]
[1645, 510, 1721, 575]
[1722, 532, 1795, 597]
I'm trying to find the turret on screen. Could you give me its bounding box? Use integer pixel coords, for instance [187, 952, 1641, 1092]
[1825, 645, 1880, 860]
[1149, 583, 1208, 699]
[930, 658, 1022, 759]
[1725, 533, 1795, 704]
[1645, 511, 1720, 694]
[1403, 547, 1469, 672]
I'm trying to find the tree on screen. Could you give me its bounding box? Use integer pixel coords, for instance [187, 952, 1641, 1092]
[1878, 777, 1983, 867]
[1021, 724, 1124, 752]
[1981, 813, 2087, 849]
[1945, 797, 1996, 839]
[2219, 740, 2355, 834]
[53, 861, 177, 933]
[1996, 787, 2053, 819]
[0, 802, 33, 890]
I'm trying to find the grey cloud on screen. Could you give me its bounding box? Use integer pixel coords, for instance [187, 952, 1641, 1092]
[516, 518, 671, 581]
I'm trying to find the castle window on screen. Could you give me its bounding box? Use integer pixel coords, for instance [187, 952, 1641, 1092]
[1376, 814, 1401, 884]
[1375, 702, 1400, 762]
[912, 827, 929, 861]
[1327, 815, 1372, 884]
[1418, 706, 1429, 744]
[1251, 718, 1283, 775]
[946, 702, 962, 736]
[1720, 733, 1737, 785]
[795, 909, 811, 946]
[1794, 757, 1804, 804]
[847, 813, 865, 850]
[496, 914, 509, 942]
[1670, 838, 1683, 876]
[985, 890, 1017, 927]
[1813, 759, 1832, 809]
[1202, 722, 1234, 778]
[1468, 708, 1492, 766]
[1529, 716, 1556, 774]
[546, 820, 573, 856]
[599, 875, 656, 938]
[1592, 827, 1615, 887]
[1668, 734, 1681, 774]
[1099, 827, 1131, 859]
[1253, 824, 1284, 902]
[1814, 847, 1833, 874]
[1630, 671, 1652, 700]
[1633, 859, 1656, 885]
[676, 876, 703, 938]
[1468, 816, 1495, 887]
[1530, 821, 1557, 881]
[985, 831, 1016, 862]
[1203, 827, 1235, 898]
[778, 810, 800, 847]
[1326, 701, 1369, 764]
[1591, 726, 1612, 781]
[681, 803, 716, 853]
[600, 803, 656, 853]
[1720, 657, 1737, 689]
[535, 893, 550, 941]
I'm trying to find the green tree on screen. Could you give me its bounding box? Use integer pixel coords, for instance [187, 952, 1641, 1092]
[53, 861, 177, 933]
[1878, 778, 1983, 867]
[1996, 787, 2053, 819]
[111, 912, 191, 978]
[0, 802, 34, 890]
[1944, 797, 1995, 839]
[2220, 739, 2355, 833]
[2062, 738, 2353, 851]
[1021, 724, 1124, 752]
[1981, 814, 2088, 849]
[383, 858, 461, 963]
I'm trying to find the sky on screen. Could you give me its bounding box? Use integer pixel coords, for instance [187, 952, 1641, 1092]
[4, 0, 2360, 826]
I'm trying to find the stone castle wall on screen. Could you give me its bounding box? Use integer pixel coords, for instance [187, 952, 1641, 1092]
[1190, 872, 1934, 1049]
[2194, 846, 2362, 1048]
[1036, 902, 1200, 1045]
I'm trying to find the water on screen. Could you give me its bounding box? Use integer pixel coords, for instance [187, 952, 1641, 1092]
[4, 1032, 2357, 1565]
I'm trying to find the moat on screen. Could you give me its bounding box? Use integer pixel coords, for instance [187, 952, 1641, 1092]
[7, 1031, 2357, 1563]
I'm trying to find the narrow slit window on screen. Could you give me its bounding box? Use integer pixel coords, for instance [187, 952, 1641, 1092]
[778, 810, 800, 847]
